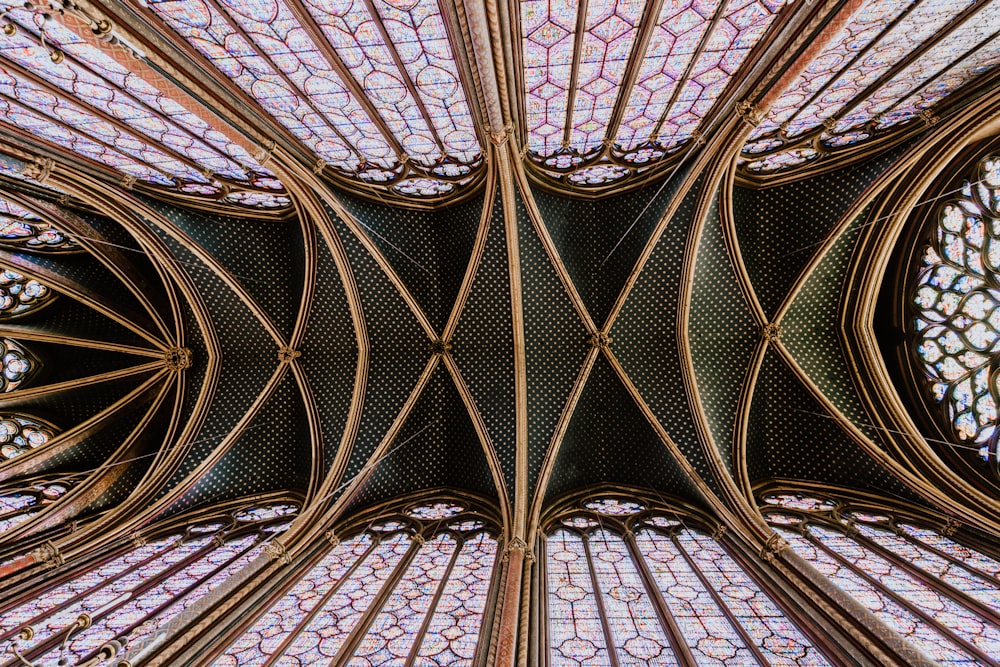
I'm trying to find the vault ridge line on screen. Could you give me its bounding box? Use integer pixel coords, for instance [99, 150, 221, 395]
[603, 348, 751, 544]
[602, 132, 719, 332]
[0, 359, 164, 406]
[771, 338, 1000, 537]
[0, 326, 161, 358]
[510, 156, 597, 333]
[33, 171, 227, 546]
[442, 150, 499, 341]
[260, 169, 369, 548]
[0, 368, 168, 487]
[273, 151, 438, 341]
[95, 191, 289, 348]
[527, 346, 600, 537]
[282, 356, 439, 559]
[498, 139, 528, 542]
[732, 336, 770, 505]
[287, 184, 319, 351]
[674, 132, 776, 544]
[106, 363, 293, 544]
[4, 377, 174, 545]
[0, 244, 166, 350]
[442, 354, 512, 536]
[0, 190, 174, 343]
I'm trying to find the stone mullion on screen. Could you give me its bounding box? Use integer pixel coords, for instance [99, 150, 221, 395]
[897, 527, 1000, 584]
[403, 534, 465, 667]
[776, 0, 928, 135]
[561, 0, 591, 150]
[75, 534, 262, 666]
[198, 0, 366, 168]
[359, 0, 449, 153]
[6, 19, 252, 186]
[15, 536, 222, 665]
[579, 533, 622, 667]
[873, 26, 1000, 126]
[0, 92, 181, 186]
[0, 537, 185, 643]
[256, 537, 379, 666]
[804, 528, 999, 666]
[328, 535, 424, 667]
[276, 0, 409, 160]
[670, 533, 771, 666]
[824, 0, 992, 128]
[620, 530, 699, 667]
[600, 0, 666, 155]
[848, 528, 1000, 629]
[649, 3, 729, 142]
[0, 57, 227, 186]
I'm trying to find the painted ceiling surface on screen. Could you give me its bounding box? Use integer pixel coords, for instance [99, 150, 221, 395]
[0, 0, 997, 551]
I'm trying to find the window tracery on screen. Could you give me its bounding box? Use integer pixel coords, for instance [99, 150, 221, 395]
[543, 495, 828, 666]
[910, 154, 1000, 462]
[143, 0, 482, 200]
[0, 268, 55, 319]
[0, 0, 287, 208]
[0, 414, 56, 464]
[0, 478, 68, 535]
[0, 197, 75, 252]
[0, 338, 37, 392]
[741, 1, 1000, 175]
[215, 500, 498, 666]
[520, 0, 791, 187]
[761, 491, 1000, 666]
[0, 500, 297, 667]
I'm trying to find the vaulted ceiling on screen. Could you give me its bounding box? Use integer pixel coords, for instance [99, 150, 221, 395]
[1, 0, 999, 562]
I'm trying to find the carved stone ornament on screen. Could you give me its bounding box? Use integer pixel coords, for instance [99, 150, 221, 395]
[587, 331, 612, 350]
[324, 530, 340, 547]
[32, 540, 64, 569]
[940, 518, 962, 537]
[313, 159, 327, 175]
[130, 532, 147, 548]
[759, 532, 789, 563]
[252, 140, 276, 166]
[120, 174, 137, 190]
[503, 536, 534, 562]
[762, 321, 782, 343]
[428, 339, 452, 355]
[278, 347, 302, 363]
[22, 158, 55, 184]
[712, 523, 727, 540]
[264, 539, 292, 564]
[736, 100, 763, 127]
[164, 347, 192, 370]
[919, 109, 940, 126]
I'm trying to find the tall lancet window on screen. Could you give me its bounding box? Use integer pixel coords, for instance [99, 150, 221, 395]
[761, 491, 1000, 666]
[542, 495, 829, 666]
[216, 500, 499, 666]
[0, 501, 298, 667]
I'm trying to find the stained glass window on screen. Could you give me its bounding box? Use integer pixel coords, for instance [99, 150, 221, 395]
[521, 0, 791, 186]
[0, 501, 295, 665]
[144, 0, 482, 199]
[742, 1, 1000, 173]
[215, 503, 498, 665]
[911, 154, 1000, 459]
[0, 267, 55, 319]
[0, 1, 286, 207]
[762, 492, 1000, 666]
[545, 497, 829, 666]
[0, 195, 75, 252]
[0, 414, 57, 460]
[0, 338, 37, 392]
[0, 479, 68, 534]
